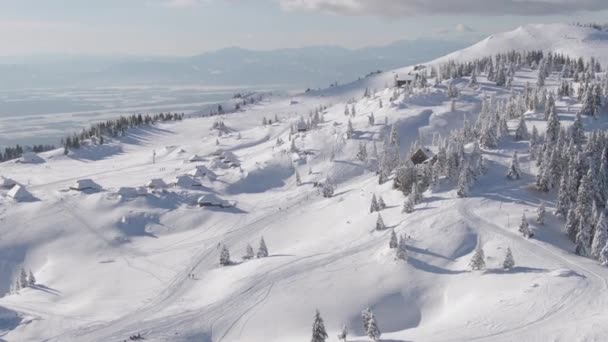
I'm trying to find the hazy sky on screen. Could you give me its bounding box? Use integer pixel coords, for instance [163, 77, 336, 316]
[1, 0, 608, 56]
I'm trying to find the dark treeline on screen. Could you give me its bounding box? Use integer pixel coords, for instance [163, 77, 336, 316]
[61, 112, 184, 153]
[0, 144, 56, 162]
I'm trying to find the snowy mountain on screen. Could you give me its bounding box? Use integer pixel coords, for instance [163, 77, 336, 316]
[0, 39, 469, 90]
[2, 23, 608, 342]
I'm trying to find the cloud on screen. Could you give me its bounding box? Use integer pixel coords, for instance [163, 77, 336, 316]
[278, 0, 608, 17]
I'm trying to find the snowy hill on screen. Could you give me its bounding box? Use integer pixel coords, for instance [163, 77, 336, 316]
[437, 23, 608, 65]
[1, 23, 608, 342]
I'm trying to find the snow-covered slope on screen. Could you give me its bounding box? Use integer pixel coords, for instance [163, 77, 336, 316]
[1, 23, 608, 342]
[437, 23, 608, 65]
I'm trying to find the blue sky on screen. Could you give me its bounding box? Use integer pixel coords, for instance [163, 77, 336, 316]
[1, 0, 608, 56]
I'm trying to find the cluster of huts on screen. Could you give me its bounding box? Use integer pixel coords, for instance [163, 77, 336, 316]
[2, 150, 235, 209]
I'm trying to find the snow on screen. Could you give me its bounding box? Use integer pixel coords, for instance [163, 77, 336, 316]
[1, 22, 608, 342]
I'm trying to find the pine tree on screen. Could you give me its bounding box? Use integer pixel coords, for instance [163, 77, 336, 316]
[506, 152, 521, 180]
[469, 245, 486, 271]
[290, 138, 297, 153]
[376, 214, 386, 231]
[457, 166, 469, 198]
[402, 198, 414, 214]
[397, 235, 408, 261]
[389, 229, 398, 249]
[257, 237, 269, 258]
[370, 194, 379, 213]
[469, 67, 478, 87]
[346, 120, 354, 139]
[362, 308, 381, 341]
[519, 213, 533, 238]
[378, 195, 386, 210]
[503, 248, 515, 270]
[357, 142, 368, 162]
[19, 268, 28, 289]
[322, 178, 335, 198]
[600, 243, 608, 266]
[555, 176, 570, 218]
[514, 116, 529, 141]
[337, 324, 348, 342]
[244, 244, 254, 260]
[296, 170, 302, 186]
[575, 171, 594, 256]
[537, 202, 546, 225]
[220, 245, 231, 266]
[27, 270, 35, 286]
[311, 310, 328, 342]
[546, 106, 561, 144]
[591, 210, 608, 259]
[570, 111, 585, 144]
[566, 207, 579, 242]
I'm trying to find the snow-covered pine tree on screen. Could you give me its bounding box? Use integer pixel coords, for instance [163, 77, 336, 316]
[514, 116, 529, 141]
[546, 106, 561, 144]
[506, 151, 521, 180]
[362, 308, 381, 341]
[570, 111, 585, 145]
[591, 210, 608, 259]
[19, 268, 28, 289]
[389, 229, 398, 249]
[220, 245, 231, 266]
[322, 178, 335, 198]
[409, 183, 422, 204]
[370, 194, 379, 213]
[503, 247, 515, 270]
[575, 171, 594, 256]
[600, 243, 608, 266]
[537, 202, 546, 225]
[311, 310, 328, 342]
[27, 270, 35, 286]
[244, 244, 255, 260]
[290, 138, 297, 153]
[257, 237, 269, 258]
[376, 214, 386, 231]
[402, 198, 414, 214]
[397, 235, 408, 261]
[519, 213, 533, 238]
[555, 176, 570, 218]
[457, 165, 469, 198]
[469, 245, 486, 271]
[357, 142, 368, 162]
[565, 207, 579, 242]
[378, 195, 387, 210]
[337, 324, 348, 342]
[469, 67, 478, 87]
[346, 120, 354, 139]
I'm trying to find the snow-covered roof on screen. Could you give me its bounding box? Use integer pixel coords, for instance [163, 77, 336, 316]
[0, 176, 17, 188]
[116, 187, 139, 198]
[7, 184, 31, 200]
[18, 152, 44, 164]
[174, 175, 201, 188]
[188, 154, 205, 162]
[197, 193, 231, 207]
[70, 179, 102, 191]
[188, 165, 217, 179]
[146, 178, 168, 189]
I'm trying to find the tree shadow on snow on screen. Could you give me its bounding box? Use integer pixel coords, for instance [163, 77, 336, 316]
[408, 257, 466, 275]
[484, 266, 549, 275]
[30, 284, 61, 296]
